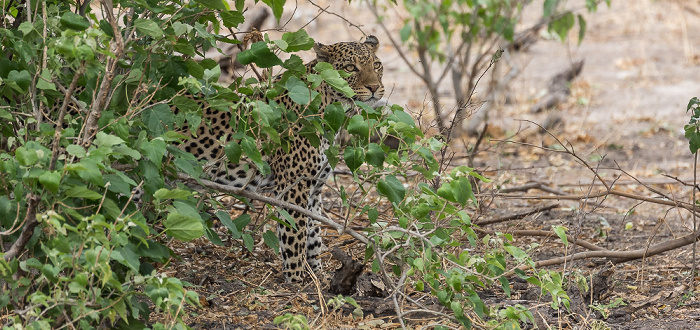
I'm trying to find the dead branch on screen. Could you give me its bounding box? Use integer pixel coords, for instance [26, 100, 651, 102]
[80, 0, 125, 146]
[511, 228, 700, 273]
[176, 173, 368, 245]
[476, 203, 560, 225]
[497, 182, 564, 196]
[4, 194, 40, 262]
[477, 228, 606, 252]
[49, 71, 82, 171]
[530, 60, 584, 113]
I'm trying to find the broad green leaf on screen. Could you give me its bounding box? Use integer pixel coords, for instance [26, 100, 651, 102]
[65, 186, 103, 200]
[241, 137, 263, 164]
[134, 19, 163, 39]
[154, 188, 192, 200]
[36, 69, 56, 91]
[260, 0, 285, 22]
[365, 143, 384, 168]
[7, 70, 31, 93]
[18, 22, 34, 36]
[94, 132, 124, 147]
[347, 115, 369, 138]
[263, 229, 279, 254]
[242, 233, 254, 251]
[143, 104, 175, 136]
[286, 76, 314, 105]
[237, 42, 283, 68]
[377, 175, 405, 205]
[553, 225, 569, 247]
[164, 213, 204, 241]
[221, 11, 244, 28]
[15, 147, 38, 166]
[225, 141, 242, 164]
[343, 147, 365, 172]
[39, 171, 60, 194]
[281, 30, 315, 52]
[216, 210, 240, 238]
[323, 103, 345, 133]
[315, 63, 354, 97]
[140, 138, 167, 167]
[60, 12, 90, 31]
[195, 0, 229, 10]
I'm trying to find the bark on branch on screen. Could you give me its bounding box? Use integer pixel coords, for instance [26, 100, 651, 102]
[81, 0, 124, 146]
[4, 194, 41, 262]
[176, 173, 369, 245]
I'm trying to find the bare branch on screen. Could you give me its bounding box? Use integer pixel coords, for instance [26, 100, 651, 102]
[176, 173, 368, 245]
[4, 194, 40, 262]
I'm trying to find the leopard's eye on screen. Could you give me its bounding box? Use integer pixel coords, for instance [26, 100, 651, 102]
[373, 62, 382, 70]
[344, 64, 357, 72]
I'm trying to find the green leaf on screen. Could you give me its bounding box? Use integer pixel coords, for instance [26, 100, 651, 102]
[216, 211, 241, 238]
[196, 0, 229, 10]
[315, 63, 355, 98]
[36, 69, 56, 91]
[323, 103, 345, 133]
[242, 233, 254, 252]
[143, 104, 175, 136]
[263, 229, 279, 254]
[237, 42, 283, 68]
[225, 141, 242, 164]
[281, 30, 315, 52]
[154, 188, 192, 200]
[543, 0, 557, 18]
[343, 147, 365, 173]
[413, 258, 424, 271]
[65, 186, 103, 200]
[365, 143, 384, 168]
[94, 132, 124, 147]
[241, 137, 263, 165]
[18, 22, 34, 36]
[39, 171, 60, 194]
[286, 76, 315, 105]
[550, 12, 575, 41]
[164, 213, 204, 241]
[140, 138, 167, 168]
[221, 10, 244, 28]
[577, 14, 586, 45]
[134, 19, 163, 39]
[347, 115, 369, 138]
[553, 225, 569, 247]
[15, 147, 38, 166]
[7, 70, 31, 93]
[60, 12, 90, 31]
[377, 175, 405, 205]
[260, 0, 285, 22]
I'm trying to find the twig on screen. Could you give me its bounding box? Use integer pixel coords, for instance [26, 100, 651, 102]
[497, 182, 565, 196]
[176, 173, 368, 245]
[510, 227, 700, 274]
[80, 0, 125, 146]
[4, 194, 40, 262]
[49, 70, 83, 171]
[476, 204, 560, 225]
[476, 228, 606, 252]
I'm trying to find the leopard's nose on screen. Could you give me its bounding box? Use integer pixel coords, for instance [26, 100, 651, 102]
[366, 84, 380, 93]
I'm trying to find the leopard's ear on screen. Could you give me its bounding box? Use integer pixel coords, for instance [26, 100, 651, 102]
[364, 35, 379, 52]
[313, 42, 330, 62]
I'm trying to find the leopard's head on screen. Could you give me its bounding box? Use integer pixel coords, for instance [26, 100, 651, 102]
[314, 35, 384, 106]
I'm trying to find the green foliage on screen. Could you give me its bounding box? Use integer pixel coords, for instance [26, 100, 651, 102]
[273, 313, 310, 330]
[685, 97, 700, 153]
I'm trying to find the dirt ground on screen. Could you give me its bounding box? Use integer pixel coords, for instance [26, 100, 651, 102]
[159, 0, 700, 329]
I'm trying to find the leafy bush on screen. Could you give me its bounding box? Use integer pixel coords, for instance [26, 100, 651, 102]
[0, 0, 570, 328]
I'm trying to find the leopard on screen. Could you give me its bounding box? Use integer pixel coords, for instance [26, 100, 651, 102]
[180, 36, 385, 282]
